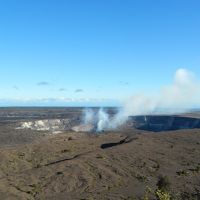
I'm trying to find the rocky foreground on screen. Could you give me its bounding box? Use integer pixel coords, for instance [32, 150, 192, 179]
[0, 129, 200, 200]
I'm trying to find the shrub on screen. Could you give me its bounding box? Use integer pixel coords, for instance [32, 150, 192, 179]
[156, 176, 171, 192]
[155, 189, 171, 200]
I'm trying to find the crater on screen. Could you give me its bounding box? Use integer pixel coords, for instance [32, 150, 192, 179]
[128, 115, 200, 132]
[16, 114, 200, 133]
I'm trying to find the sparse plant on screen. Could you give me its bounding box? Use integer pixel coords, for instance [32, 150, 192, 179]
[155, 189, 171, 200]
[189, 166, 200, 173]
[142, 193, 149, 200]
[141, 177, 173, 200]
[156, 176, 171, 192]
[176, 170, 188, 176]
[141, 186, 152, 200]
[135, 173, 147, 182]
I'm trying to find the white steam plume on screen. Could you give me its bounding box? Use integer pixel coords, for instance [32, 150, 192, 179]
[83, 108, 96, 124]
[97, 108, 109, 131]
[159, 68, 199, 109]
[121, 68, 199, 117]
[82, 68, 200, 131]
[82, 108, 110, 132]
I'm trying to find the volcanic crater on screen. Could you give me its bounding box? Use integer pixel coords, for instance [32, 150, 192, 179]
[17, 113, 200, 133]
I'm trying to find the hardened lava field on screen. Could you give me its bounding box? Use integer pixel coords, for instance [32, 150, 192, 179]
[0, 107, 200, 200]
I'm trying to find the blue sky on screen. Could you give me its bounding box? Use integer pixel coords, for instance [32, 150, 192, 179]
[0, 0, 200, 106]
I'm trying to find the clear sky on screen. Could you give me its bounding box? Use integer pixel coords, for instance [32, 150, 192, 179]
[0, 0, 200, 106]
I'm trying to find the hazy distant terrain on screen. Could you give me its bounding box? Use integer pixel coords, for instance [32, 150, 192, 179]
[0, 108, 199, 200]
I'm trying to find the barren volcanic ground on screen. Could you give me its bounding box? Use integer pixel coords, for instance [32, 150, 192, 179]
[0, 108, 200, 200]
